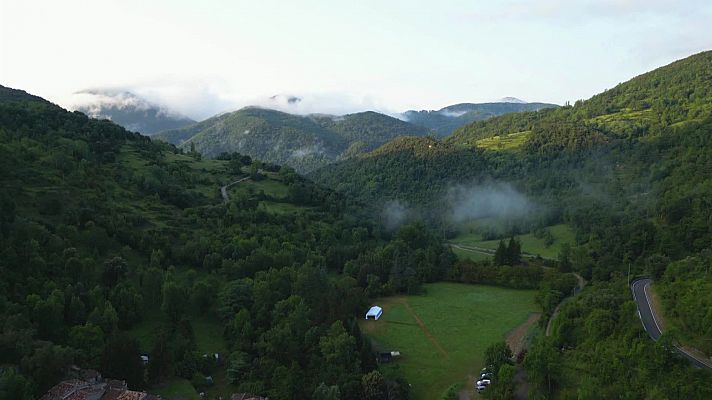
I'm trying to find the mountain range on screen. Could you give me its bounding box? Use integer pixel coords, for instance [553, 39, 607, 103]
[400, 101, 558, 137]
[73, 91, 557, 172]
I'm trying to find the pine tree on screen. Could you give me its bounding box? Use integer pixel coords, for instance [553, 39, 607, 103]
[506, 237, 521, 265]
[494, 240, 507, 265]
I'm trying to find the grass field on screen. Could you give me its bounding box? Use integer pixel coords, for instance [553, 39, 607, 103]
[152, 379, 200, 400]
[476, 131, 531, 151]
[450, 245, 492, 262]
[361, 283, 539, 400]
[451, 223, 575, 259]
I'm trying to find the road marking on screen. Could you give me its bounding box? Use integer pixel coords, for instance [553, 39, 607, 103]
[642, 281, 663, 335]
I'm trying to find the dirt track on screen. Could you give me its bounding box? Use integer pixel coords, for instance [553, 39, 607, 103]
[400, 299, 449, 359]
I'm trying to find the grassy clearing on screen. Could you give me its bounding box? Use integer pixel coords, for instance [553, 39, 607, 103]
[586, 108, 655, 136]
[361, 282, 539, 400]
[228, 177, 289, 199]
[150, 378, 200, 400]
[476, 131, 531, 151]
[450, 246, 492, 262]
[451, 223, 575, 259]
[192, 317, 228, 355]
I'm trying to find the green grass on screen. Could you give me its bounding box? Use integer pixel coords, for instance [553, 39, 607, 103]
[451, 223, 575, 259]
[150, 378, 200, 400]
[259, 201, 306, 214]
[228, 177, 289, 199]
[193, 317, 228, 355]
[586, 108, 655, 137]
[128, 307, 163, 354]
[476, 131, 531, 151]
[360, 282, 539, 400]
[450, 246, 492, 262]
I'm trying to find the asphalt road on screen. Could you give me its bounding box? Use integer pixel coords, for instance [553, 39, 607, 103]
[631, 278, 712, 370]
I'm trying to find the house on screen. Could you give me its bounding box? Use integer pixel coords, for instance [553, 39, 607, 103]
[365, 306, 383, 320]
[41, 373, 160, 400]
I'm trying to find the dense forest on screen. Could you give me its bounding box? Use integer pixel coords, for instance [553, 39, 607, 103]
[153, 108, 431, 173]
[0, 86, 454, 399]
[313, 51, 712, 397]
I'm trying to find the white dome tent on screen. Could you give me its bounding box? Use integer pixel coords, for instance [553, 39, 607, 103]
[365, 306, 383, 320]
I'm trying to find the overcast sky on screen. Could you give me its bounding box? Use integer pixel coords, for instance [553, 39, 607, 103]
[1, 0, 711, 119]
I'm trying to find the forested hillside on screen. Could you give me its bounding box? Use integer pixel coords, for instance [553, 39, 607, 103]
[154, 108, 431, 173]
[402, 101, 557, 136]
[0, 86, 454, 400]
[313, 51, 712, 398]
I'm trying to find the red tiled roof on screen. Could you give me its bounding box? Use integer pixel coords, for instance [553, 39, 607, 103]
[115, 390, 147, 400]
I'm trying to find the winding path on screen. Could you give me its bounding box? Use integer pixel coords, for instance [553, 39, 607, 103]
[448, 243, 557, 261]
[631, 278, 712, 370]
[219, 176, 250, 202]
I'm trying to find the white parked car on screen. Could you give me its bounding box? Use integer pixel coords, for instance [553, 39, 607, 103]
[476, 384, 487, 393]
[476, 378, 491, 386]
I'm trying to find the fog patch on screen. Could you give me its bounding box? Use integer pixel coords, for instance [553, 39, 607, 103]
[291, 145, 324, 159]
[439, 109, 468, 118]
[381, 200, 409, 231]
[448, 183, 533, 223]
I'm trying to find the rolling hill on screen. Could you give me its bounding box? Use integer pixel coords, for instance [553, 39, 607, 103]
[154, 107, 431, 173]
[402, 101, 558, 137]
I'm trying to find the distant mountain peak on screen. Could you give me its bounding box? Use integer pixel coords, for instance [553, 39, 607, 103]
[72, 89, 195, 135]
[497, 97, 527, 103]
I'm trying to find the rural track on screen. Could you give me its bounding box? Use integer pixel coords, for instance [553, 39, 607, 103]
[400, 299, 449, 359]
[219, 176, 250, 202]
[631, 278, 712, 370]
[448, 243, 556, 261]
[545, 273, 586, 336]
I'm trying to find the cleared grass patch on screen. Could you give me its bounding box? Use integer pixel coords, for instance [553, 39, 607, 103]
[451, 223, 575, 259]
[150, 378, 200, 400]
[476, 131, 531, 151]
[450, 246, 492, 262]
[361, 282, 539, 400]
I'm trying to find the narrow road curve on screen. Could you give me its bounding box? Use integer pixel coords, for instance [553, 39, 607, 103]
[219, 176, 250, 202]
[631, 278, 712, 370]
[545, 273, 586, 336]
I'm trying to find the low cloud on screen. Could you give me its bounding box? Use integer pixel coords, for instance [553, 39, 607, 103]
[381, 200, 409, 231]
[447, 182, 534, 223]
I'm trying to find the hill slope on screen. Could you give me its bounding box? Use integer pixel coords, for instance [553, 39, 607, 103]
[0, 85, 457, 399]
[449, 51, 712, 150]
[402, 101, 558, 137]
[154, 107, 431, 173]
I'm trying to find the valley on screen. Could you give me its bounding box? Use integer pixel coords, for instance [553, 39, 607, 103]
[1, 33, 712, 400]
